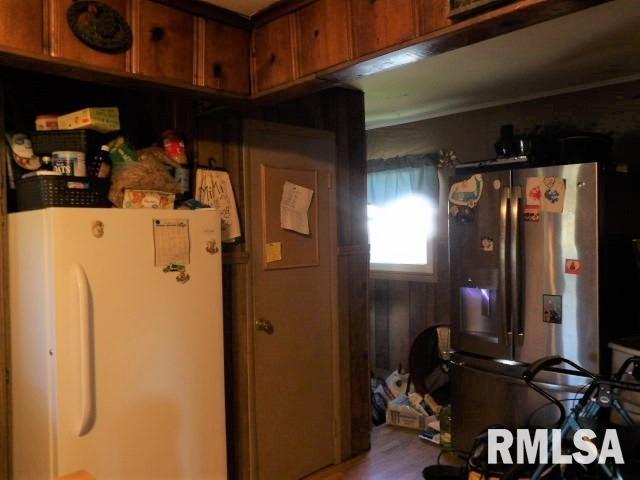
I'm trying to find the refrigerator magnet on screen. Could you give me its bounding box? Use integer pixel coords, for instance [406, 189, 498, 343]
[525, 177, 542, 207]
[523, 205, 540, 222]
[541, 177, 566, 213]
[449, 174, 483, 208]
[176, 270, 190, 284]
[206, 239, 219, 254]
[543, 294, 562, 324]
[481, 237, 494, 252]
[565, 259, 582, 275]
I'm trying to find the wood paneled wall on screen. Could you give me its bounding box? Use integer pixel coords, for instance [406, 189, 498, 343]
[370, 280, 437, 374]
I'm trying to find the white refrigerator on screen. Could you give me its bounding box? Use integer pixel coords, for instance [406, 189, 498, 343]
[9, 208, 227, 479]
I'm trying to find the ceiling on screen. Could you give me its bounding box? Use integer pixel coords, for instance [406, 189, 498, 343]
[199, 0, 279, 16]
[346, 0, 640, 129]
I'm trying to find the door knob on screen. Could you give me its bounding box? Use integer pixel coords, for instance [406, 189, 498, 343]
[255, 318, 274, 335]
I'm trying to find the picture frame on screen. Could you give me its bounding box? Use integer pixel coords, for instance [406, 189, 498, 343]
[449, 0, 514, 18]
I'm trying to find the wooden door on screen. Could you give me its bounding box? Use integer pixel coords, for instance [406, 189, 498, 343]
[294, 0, 351, 78]
[0, 0, 44, 54]
[136, 0, 195, 84]
[203, 20, 250, 95]
[50, 0, 129, 72]
[246, 120, 337, 480]
[350, 0, 416, 57]
[252, 16, 294, 92]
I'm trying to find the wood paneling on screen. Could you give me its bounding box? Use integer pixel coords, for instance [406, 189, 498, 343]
[416, 0, 452, 35]
[0, 79, 10, 480]
[252, 15, 295, 92]
[294, 0, 351, 78]
[0, 0, 44, 54]
[196, 116, 250, 480]
[349, 0, 416, 57]
[136, 0, 196, 84]
[370, 279, 441, 374]
[203, 20, 250, 95]
[50, 0, 129, 72]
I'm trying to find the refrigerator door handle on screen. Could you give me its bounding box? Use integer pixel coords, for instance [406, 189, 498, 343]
[500, 186, 511, 337]
[73, 264, 95, 437]
[510, 187, 524, 340]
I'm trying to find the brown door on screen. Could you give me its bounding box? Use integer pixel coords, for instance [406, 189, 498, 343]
[136, 0, 195, 84]
[246, 120, 337, 480]
[50, 0, 129, 72]
[0, 0, 44, 54]
[203, 20, 251, 95]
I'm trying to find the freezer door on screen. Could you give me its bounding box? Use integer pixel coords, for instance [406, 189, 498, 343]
[449, 170, 513, 359]
[512, 164, 599, 377]
[48, 208, 226, 479]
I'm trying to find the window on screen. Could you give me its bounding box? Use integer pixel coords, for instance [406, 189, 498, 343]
[367, 154, 439, 280]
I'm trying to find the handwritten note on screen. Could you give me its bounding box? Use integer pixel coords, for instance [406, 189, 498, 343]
[153, 218, 190, 266]
[280, 181, 314, 235]
[194, 169, 241, 242]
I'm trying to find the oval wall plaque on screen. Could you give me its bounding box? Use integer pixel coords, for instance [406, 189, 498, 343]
[67, 1, 133, 53]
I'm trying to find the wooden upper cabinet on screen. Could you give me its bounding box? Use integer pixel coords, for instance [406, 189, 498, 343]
[0, 0, 44, 55]
[416, 0, 451, 35]
[350, 0, 416, 57]
[203, 20, 251, 95]
[294, 0, 351, 78]
[50, 0, 129, 72]
[252, 15, 294, 93]
[136, 0, 196, 84]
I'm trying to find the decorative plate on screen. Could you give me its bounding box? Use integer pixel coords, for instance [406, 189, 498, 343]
[67, 1, 132, 53]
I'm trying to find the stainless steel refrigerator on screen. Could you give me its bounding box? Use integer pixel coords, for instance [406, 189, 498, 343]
[448, 161, 640, 449]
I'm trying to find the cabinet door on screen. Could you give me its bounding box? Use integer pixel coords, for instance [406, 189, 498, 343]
[137, 0, 195, 84]
[416, 0, 451, 35]
[203, 20, 250, 95]
[294, 0, 351, 78]
[252, 15, 294, 93]
[0, 0, 44, 54]
[350, 0, 416, 57]
[50, 0, 129, 72]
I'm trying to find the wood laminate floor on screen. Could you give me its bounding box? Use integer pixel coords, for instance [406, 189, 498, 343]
[305, 426, 461, 480]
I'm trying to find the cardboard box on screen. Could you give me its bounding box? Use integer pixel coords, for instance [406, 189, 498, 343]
[123, 189, 175, 209]
[58, 107, 120, 133]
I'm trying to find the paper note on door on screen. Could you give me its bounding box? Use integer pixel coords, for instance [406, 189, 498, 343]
[280, 181, 314, 235]
[265, 241, 282, 263]
[153, 218, 190, 266]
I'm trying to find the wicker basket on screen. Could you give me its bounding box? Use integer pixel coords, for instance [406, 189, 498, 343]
[16, 176, 110, 211]
[30, 129, 105, 156]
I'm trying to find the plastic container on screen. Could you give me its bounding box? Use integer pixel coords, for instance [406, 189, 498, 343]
[439, 405, 452, 448]
[15, 176, 110, 211]
[609, 338, 640, 424]
[52, 151, 86, 176]
[31, 129, 104, 156]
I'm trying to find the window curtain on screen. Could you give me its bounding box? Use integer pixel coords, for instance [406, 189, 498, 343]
[367, 153, 440, 206]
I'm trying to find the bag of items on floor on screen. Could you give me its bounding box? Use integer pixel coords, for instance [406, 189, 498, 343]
[372, 325, 451, 428]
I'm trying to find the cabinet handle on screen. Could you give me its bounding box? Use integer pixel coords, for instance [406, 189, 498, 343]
[314, 29, 320, 38]
[151, 26, 165, 42]
[213, 63, 223, 79]
[269, 53, 277, 65]
[256, 318, 274, 335]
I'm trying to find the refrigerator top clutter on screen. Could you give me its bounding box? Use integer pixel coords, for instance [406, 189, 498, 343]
[9, 207, 227, 480]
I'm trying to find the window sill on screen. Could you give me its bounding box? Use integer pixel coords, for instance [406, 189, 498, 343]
[369, 269, 437, 283]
